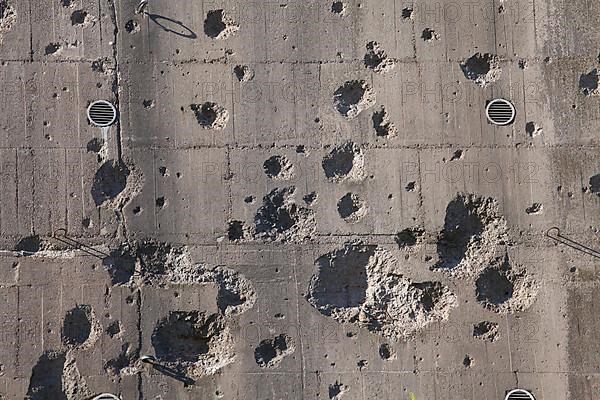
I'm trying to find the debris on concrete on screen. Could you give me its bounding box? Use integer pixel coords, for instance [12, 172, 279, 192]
[307, 243, 457, 340]
[254, 334, 295, 368]
[151, 311, 235, 377]
[460, 53, 502, 87]
[475, 254, 538, 313]
[372, 106, 398, 137]
[190, 102, 229, 130]
[254, 187, 316, 242]
[333, 80, 376, 119]
[432, 193, 508, 278]
[322, 142, 365, 183]
[204, 9, 239, 40]
[364, 41, 396, 73]
[263, 155, 295, 180]
[473, 321, 500, 342]
[337, 192, 368, 223]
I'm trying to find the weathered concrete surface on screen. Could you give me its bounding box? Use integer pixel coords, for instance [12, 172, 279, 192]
[0, 0, 599, 399]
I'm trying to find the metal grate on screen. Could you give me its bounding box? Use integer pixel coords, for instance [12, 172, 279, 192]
[92, 394, 120, 400]
[505, 389, 535, 400]
[87, 100, 117, 127]
[486, 98, 515, 126]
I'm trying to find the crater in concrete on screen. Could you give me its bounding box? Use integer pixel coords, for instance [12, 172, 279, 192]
[264, 155, 295, 180]
[322, 142, 365, 183]
[151, 311, 235, 376]
[364, 41, 396, 73]
[372, 106, 398, 137]
[460, 53, 502, 87]
[475, 254, 538, 313]
[61, 304, 99, 349]
[395, 228, 425, 249]
[580, 69, 600, 96]
[432, 193, 507, 277]
[473, 321, 499, 342]
[254, 334, 295, 368]
[190, 102, 229, 130]
[307, 243, 457, 340]
[26, 351, 67, 400]
[91, 160, 131, 207]
[254, 186, 316, 242]
[204, 9, 239, 40]
[333, 80, 376, 119]
[337, 192, 367, 223]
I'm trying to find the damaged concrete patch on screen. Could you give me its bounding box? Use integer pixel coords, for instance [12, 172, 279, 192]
[152, 311, 235, 377]
[0, 0, 16, 43]
[204, 9, 239, 40]
[61, 304, 101, 349]
[475, 254, 538, 313]
[254, 187, 316, 242]
[333, 80, 376, 119]
[473, 321, 500, 342]
[337, 192, 368, 223]
[322, 142, 365, 183]
[190, 102, 229, 130]
[364, 41, 396, 73]
[432, 193, 507, 278]
[460, 53, 502, 87]
[579, 68, 600, 96]
[372, 106, 398, 137]
[306, 243, 457, 340]
[263, 155, 295, 180]
[254, 334, 295, 368]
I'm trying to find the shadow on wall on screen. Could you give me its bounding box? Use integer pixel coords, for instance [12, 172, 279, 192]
[148, 13, 197, 39]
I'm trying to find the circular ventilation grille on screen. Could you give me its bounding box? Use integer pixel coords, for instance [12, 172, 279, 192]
[505, 389, 535, 400]
[486, 98, 516, 126]
[87, 100, 117, 127]
[92, 394, 120, 400]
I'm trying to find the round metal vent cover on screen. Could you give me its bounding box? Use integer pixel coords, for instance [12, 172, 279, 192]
[505, 389, 535, 400]
[486, 98, 516, 126]
[87, 100, 117, 127]
[92, 394, 120, 400]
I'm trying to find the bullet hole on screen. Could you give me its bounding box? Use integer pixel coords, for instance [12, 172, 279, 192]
[204, 9, 239, 40]
[125, 19, 140, 34]
[159, 166, 169, 176]
[421, 28, 440, 42]
[580, 69, 600, 96]
[45, 43, 62, 55]
[460, 53, 502, 87]
[227, 220, 250, 241]
[518, 59, 528, 70]
[322, 142, 365, 182]
[61, 305, 98, 348]
[473, 321, 499, 342]
[296, 145, 306, 154]
[82, 217, 92, 228]
[70, 10, 88, 25]
[14, 235, 43, 253]
[303, 191, 318, 205]
[254, 334, 295, 368]
[589, 174, 600, 194]
[333, 80, 376, 119]
[364, 42, 396, 73]
[233, 65, 254, 82]
[106, 321, 121, 338]
[329, 381, 348, 399]
[190, 102, 229, 130]
[379, 343, 396, 360]
[86, 137, 104, 153]
[463, 355, 473, 367]
[525, 121, 542, 138]
[405, 181, 416, 192]
[244, 195, 255, 204]
[525, 203, 543, 215]
[61, 0, 73, 7]
[337, 192, 367, 223]
[395, 227, 424, 249]
[263, 155, 295, 180]
[331, 1, 347, 16]
[401, 7, 414, 19]
[449, 149, 463, 161]
[372, 106, 397, 137]
[91, 160, 131, 207]
[143, 99, 155, 109]
[132, 206, 142, 215]
[155, 197, 166, 208]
